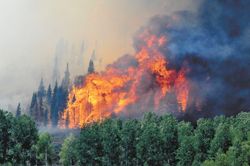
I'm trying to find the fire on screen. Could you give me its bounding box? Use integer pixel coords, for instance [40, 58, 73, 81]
[59, 30, 190, 128]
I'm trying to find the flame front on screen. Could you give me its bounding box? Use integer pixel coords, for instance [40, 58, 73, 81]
[59, 31, 189, 128]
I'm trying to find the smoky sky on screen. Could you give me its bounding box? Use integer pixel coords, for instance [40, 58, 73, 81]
[0, 0, 197, 112]
[133, 0, 250, 118]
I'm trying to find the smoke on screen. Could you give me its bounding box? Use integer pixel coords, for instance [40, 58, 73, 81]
[133, 0, 250, 118]
[0, 0, 197, 112]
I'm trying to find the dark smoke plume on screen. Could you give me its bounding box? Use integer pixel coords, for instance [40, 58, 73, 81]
[134, 0, 250, 119]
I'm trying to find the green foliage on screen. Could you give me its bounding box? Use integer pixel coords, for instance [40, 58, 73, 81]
[77, 123, 104, 165]
[193, 118, 215, 163]
[136, 116, 163, 165]
[120, 120, 140, 166]
[10, 115, 38, 164]
[61, 112, 250, 166]
[35, 133, 55, 165]
[208, 123, 232, 158]
[101, 119, 122, 165]
[0, 109, 56, 165]
[59, 134, 78, 166]
[0, 110, 38, 164]
[176, 121, 195, 166]
[2, 109, 249, 165]
[160, 114, 178, 165]
[0, 110, 14, 163]
[203, 141, 250, 166]
[233, 112, 250, 142]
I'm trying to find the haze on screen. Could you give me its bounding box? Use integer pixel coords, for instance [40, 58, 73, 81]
[0, 0, 197, 112]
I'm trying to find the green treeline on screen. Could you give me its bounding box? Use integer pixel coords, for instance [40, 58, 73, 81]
[60, 112, 250, 166]
[1, 109, 250, 165]
[0, 110, 55, 165]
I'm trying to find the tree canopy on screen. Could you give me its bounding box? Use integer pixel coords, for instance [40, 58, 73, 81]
[59, 112, 250, 166]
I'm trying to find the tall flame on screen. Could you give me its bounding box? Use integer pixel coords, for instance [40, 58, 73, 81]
[59, 30, 189, 128]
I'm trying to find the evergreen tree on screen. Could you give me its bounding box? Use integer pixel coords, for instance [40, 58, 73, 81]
[29, 93, 38, 121]
[47, 84, 52, 105]
[43, 108, 49, 127]
[38, 78, 46, 98]
[61, 63, 70, 91]
[15, 103, 21, 118]
[50, 80, 69, 127]
[45, 84, 53, 127]
[51, 81, 58, 127]
[38, 96, 44, 125]
[88, 59, 95, 74]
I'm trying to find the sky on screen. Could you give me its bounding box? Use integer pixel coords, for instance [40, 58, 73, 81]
[0, 0, 198, 112]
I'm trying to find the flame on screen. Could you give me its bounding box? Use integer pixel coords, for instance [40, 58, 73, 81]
[59, 30, 189, 128]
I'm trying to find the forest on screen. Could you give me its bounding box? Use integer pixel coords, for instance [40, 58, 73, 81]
[1, 0, 250, 165]
[1, 109, 250, 165]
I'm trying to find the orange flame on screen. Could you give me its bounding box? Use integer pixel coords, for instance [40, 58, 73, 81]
[59, 31, 189, 128]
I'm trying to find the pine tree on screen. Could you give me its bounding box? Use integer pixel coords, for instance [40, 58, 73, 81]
[88, 59, 95, 74]
[45, 84, 52, 127]
[52, 55, 60, 85]
[15, 103, 21, 118]
[43, 108, 49, 127]
[38, 96, 44, 125]
[30, 93, 38, 119]
[56, 86, 68, 123]
[50, 64, 71, 127]
[61, 63, 71, 91]
[38, 78, 46, 98]
[51, 81, 58, 127]
[47, 84, 52, 104]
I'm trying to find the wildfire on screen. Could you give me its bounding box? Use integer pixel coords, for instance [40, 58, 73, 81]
[59, 30, 189, 128]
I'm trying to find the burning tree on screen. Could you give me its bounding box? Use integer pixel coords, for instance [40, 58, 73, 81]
[59, 31, 189, 128]
[59, 0, 250, 128]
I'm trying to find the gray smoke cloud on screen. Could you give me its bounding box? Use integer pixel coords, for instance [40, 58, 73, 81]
[133, 0, 250, 119]
[0, 0, 197, 113]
